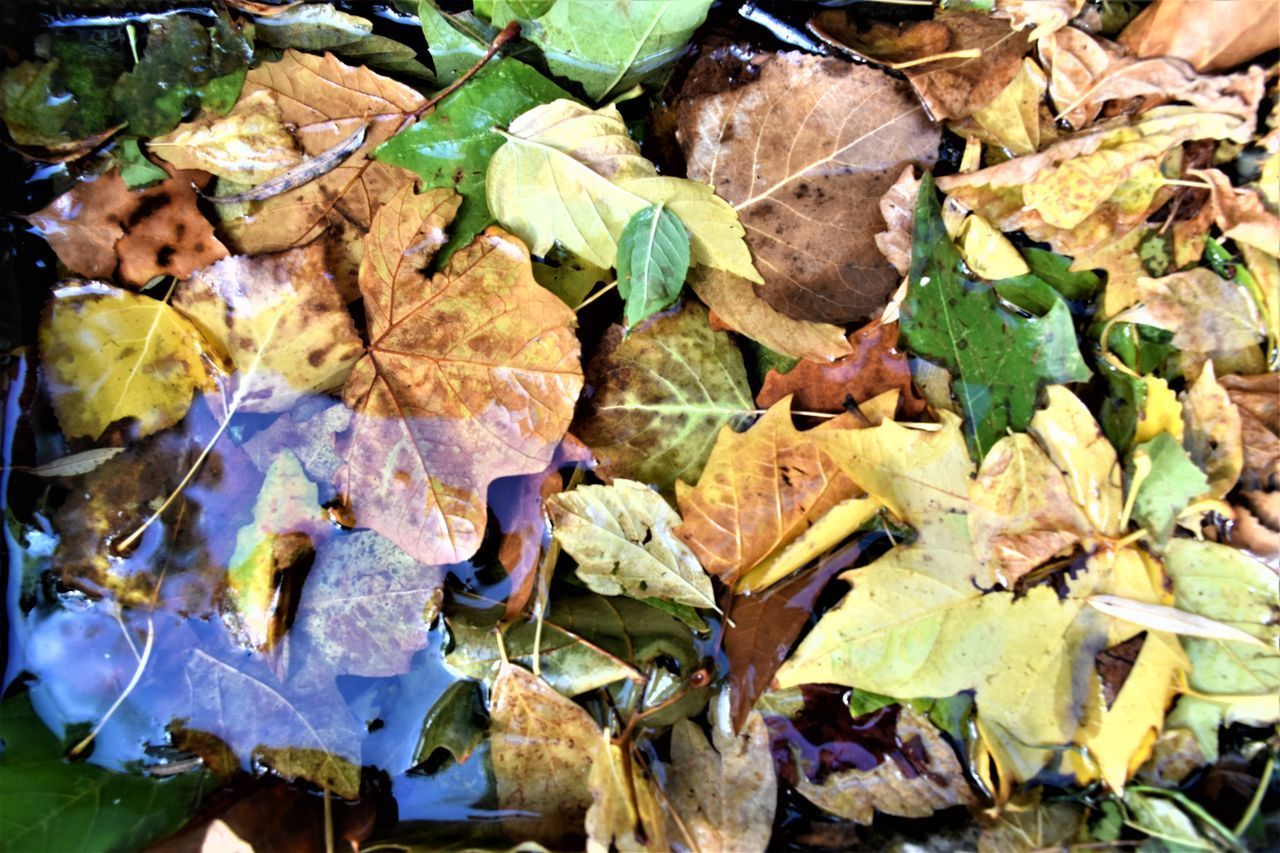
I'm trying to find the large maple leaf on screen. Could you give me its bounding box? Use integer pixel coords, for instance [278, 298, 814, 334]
[339, 184, 583, 565]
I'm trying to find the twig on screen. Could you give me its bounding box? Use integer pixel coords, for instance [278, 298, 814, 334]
[1233, 751, 1274, 836]
[205, 123, 368, 205]
[404, 21, 521, 126]
[575, 280, 618, 312]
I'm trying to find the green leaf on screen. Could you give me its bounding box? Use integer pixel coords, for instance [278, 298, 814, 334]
[0, 691, 207, 851]
[375, 59, 572, 263]
[1128, 433, 1209, 543]
[902, 173, 1091, 459]
[1022, 247, 1102, 301]
[414, 680, 488, 768]
[116, 138, 167, 189]
[0, 61, 77, 146]
[532, 247, 606, 308]
[419, 0, 488, 83]
[616, 203, 690, 327]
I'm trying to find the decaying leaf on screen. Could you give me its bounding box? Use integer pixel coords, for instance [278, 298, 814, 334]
[1120, 268, 1265, 354]
[174, 240, 363, 413]
[1180, 362, 1243, 499]
[487, 99, 758, 281]
[674, 398, 863, 586]
[677, 49, 939, 324]
[148, 89, 303, 185]
[39, 283, 218, 441]
[30, 167, 228, 287]
[547, 480, 714, 610]
[994, 0, 1084, 41]
[1220, 372, 1279, 490]
[575, 300, 752, 494]
[339, 184, 582, 565]
[586, 733, 667, 853]
[490, 662, 598, 846]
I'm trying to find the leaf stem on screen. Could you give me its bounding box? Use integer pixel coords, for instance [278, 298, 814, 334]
[68, 614, 154, 758]
[406, 21, 521, 125]
[576, 280, 618, 312]
[1127, 786, 1246, 852]
[323, 787, 335, 853]
[1233, 751, 1274, 837]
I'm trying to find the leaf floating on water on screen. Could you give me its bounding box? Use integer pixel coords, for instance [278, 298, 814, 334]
[148, 90, 303, 186]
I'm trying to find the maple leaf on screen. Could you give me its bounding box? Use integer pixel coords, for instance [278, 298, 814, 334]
[487, 99, 759, 282]
[173, 239, 364, 414]
[29, 167, 229, 288]
[676, 50, 939, 324]
[38, 283, 219, 441]
[148, 89, 304, 185]
[339, 183, 582, 565]
[575, 300, 752, 494]
[547, 480, 715, 610]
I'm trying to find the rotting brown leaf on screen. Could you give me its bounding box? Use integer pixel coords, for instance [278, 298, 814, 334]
[1220, 372, 1279, 491]
[677, 49, 939, 324]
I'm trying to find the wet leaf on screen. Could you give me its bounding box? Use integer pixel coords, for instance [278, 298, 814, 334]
[966, 57, 1051, 156]
[414, 679, 487, 767]
[616, 204, 690, 328]
[903, 174, 1091, 460]
[418, 0, 488, 83]
[1029, 385, 1125, 537]
[756, 321, 926, 418]
[586, 733, 667, 852]
[677, 50, 938, 324]
[547, 480, 714, 610]
[39, 283, 217, 441]
[148, 90, 303, 186]
[254, 3, 373, 50]
[30, 168, 229, 288]
[663, 712, 777, 852]
[490, 662, 598, 846]
[1118, 0, 1280, 73]
[488, 100, 758, 281]
[339, 184, 582, 565]
[575, 300, 752, 494]
[1130, 433, 1210, 542]
[116, 138, 168, 189]
[376, 59, 572, 264]
[674, 398, 863, 586]
[1120, 268, 1265, 354]
[977, 794, 1085, 852]
[0, 692, 207, 851]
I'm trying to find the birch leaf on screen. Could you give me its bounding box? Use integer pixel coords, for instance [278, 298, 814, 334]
[39, 283, 217, 441]
[339, 185, 582, 565]
[547, 480, 715, 610]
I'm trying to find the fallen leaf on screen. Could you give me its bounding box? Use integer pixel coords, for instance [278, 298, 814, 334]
[586, 732, 667, 853]
[219, 51, 425, 293]
[966, 58, 1052, 156]
[686, 267, 852, 363]
[548, 479, 714, 609]
[339, 184, 582, 565]
[978, 793, 1085, 852]
[1194, 167, 1280, 256]
[793, 706, 976, 824]
[575, 300, 752, 494]
[1131, 432, 1211, 542]
[490, 662, 598, 846]
[1061, 57, 1264, 129]
[174, 240, 363, 413]
[487, 99, 759, 281]
[1225, 489, 1280, 567]
[1120, 268, 1265, 354]
[993, 0, 1085, 41]
[25, 448, 127, 478]
[148, 89, 304, 185]
[241, 396, 352, 488]
[414, 680, 487, 768]
[756, 321, 925, 418]
[417, 1, 488, 84]
[1118, 0, 1280, 73]
[39, 282, 218, 441]
[1038, 26, 1127, 129]
[809, 10, 1030, 121]
[955, 213, 1032, 279]
[616, 204, 690, 328]
[902, 173, 1091, 459]
[676, 49, 939, 323]
[30, 167, 229, 287]
[674, 398, 862, 585]
[875, 167, 921, 278]
[375, 59, 572, 263]
[663, 712, 776, 853]
[1029, 385, 1126, 538]
[1180, 362, 1243, 498]
[253, 3, 372, 50]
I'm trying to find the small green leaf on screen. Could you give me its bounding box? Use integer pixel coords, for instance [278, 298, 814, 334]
[1022, 247, 1101, 301]
[414, 680, 488, 768]
[1128, 433, 1209, 542]
[116, 138, 167, 189]
[616, 204, 690, 327]
[419, 0, 489, 83]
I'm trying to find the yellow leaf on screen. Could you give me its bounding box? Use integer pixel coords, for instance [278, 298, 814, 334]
[586, 733, 667, 853]
[38, 282, 218, 440]
[1135, 374, 1184, 444]
[736, 496, 881, 594]
[487, 100, 759, 281]
[1180, 362, 1243, 498]
[1028, 385, 1125, 537]
[969, 57, 1049, 156]
[148, 90, 303, 185]
[956, 214, 1031, 280]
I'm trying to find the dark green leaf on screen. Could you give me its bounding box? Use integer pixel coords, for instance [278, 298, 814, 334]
[1128, 432, 1209, 542]
[616, 203, 690, 327]
[375, 59, 572, 264]
[0, 691, 207, 851]
[0, 62, 76, 146]
[994, 274, 1064, 317]
[1021, 247, 1102, 302]
[902, 173, 1091, 459]
[413, 681, 488, 768]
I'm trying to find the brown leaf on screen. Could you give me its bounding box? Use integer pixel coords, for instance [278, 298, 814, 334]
[149, 89, 304, 186]
[1220, 372, 1279, 491]
[723, 541, 864, 732]
[339, 184, 583, 566]
[220, 50, 425, 298]
[1119, 0, 1280, 73]
[874, 166, 920, 277]
[756, 321, 925, 418]
[674, 398, 862, 584]
[29, 167, 228, 287]
[1193, 167, 1280, 255]
[993, 0, 1085, 41]
[1227, 490, 1279, 567]
[676, 49, 939, 324]
[1038, 27, 1126, 129]
[810, 10, 1030, 121]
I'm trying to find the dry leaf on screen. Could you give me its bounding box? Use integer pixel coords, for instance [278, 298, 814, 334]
[1038, 26, 1127, 129]
[756, 321, 925, 418]
[30, 168, 228, 288]
[966, 57, 1051, 156]
[686, 266, 852, 363]
[1119, 0, 1280, 73]
[1226, 490, 1280, 566]
[875, 166, 921, 277]
[1194, 167, 1280, 255]
[173, 240, 363, 413]
[677, 49, 939, 324]
[1121, 268, 1265, 354]
[340, 185, 582, 565]
[809, 11, 1030, 121]
[1180, 362, 1244, 499]
[1220, 372, 1279, 490]
[675, 398, 862, 585]
[994, 0, 1085, 41]
[148, 90, 304, 185]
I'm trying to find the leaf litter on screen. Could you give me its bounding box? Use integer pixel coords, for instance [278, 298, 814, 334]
[1, 1, 1277, 851]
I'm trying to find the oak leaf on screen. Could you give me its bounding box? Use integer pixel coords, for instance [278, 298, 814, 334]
[173, 240, 363, 414]
[339, 184, 583, 565]
[30, 167, 229, 288]
[547, 480, 715, 610]
[676, 50, 939, 324]
[674, 398, 863, 586]
[148, 89, 303, 185]
[575, 300, 752, 494]
[39, 283, 218, 441]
